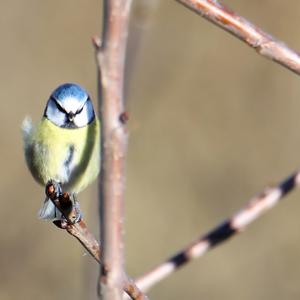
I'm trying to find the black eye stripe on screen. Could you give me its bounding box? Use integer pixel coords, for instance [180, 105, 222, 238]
[45, 95, 94, 128]
[49, 96, 90, 118]
[75, 105, 84, 115]
[75, 97, 89, 115]
[51, 96, 67, 114]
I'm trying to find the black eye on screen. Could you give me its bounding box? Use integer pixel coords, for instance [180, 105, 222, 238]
[75, 98, 89, 115]
[51, 96, 66, 114]
[76, 105, 84, 115]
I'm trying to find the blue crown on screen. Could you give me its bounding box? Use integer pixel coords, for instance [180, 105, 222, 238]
[51, 83, 89, 104]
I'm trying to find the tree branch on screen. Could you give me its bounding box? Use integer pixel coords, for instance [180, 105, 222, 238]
[67, 221, 148, 300]
[45, 182, 148, 300]
[176, 0, 300, 75]
[95, 0, 133, 299]
[135, 171, 300, 291]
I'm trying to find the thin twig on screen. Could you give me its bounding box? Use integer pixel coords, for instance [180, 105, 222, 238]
[66, 222, 148, 300]
[135, 171, 300, 291]
[46, 183, 148, 300]
[65, 221, 101, 262]
[176, 0, 300, 75]
[45, 182, 102, 262]
[67, 221, 148, 300]
[132, 0, 300, 290]
[95, 0, 133, 299]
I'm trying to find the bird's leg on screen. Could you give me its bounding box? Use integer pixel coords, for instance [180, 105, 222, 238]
[70, 193, 82, 223]
[59, 192, 74, 221]
[45, 180, 81, 225]
[58, 192, 82, 224]
[45, 179, 62, 199]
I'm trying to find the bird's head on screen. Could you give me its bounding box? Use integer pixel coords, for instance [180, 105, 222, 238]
[44, 83, 95, 128]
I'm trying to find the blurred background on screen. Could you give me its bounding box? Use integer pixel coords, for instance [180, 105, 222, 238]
[2, 0, 300, 299]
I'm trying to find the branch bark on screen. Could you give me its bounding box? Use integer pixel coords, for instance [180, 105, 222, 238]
[46, 182, 148, 300]
[67, 222, 148, 300]
[65, 223, 148, 300]
[135, 171, 300, 291]
[176, 0, 300, 75]
[95, 1, 133, 299]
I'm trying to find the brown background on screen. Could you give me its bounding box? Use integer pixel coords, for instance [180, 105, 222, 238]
[2, 1, 300, 299]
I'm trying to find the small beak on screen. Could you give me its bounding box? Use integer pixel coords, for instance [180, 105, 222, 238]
[68, 112, 75, 122]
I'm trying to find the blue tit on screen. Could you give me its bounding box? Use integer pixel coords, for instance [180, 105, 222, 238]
[22, 83, 100, 221]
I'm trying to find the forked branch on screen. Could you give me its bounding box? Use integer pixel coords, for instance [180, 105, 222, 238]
[46, 182, 148, 300]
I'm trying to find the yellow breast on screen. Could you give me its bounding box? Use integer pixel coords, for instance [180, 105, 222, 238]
[25, 117, 100, 193]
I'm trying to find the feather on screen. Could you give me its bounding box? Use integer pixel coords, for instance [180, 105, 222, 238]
[38, 198, 62, 220]
[21, 117, 33, 140]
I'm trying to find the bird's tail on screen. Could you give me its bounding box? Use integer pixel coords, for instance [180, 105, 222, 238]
[38, 198, 61, 220]
[21, 117, 33, 141]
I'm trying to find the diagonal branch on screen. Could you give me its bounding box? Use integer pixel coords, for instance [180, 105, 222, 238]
[46, 182, 148, 300]
[65, 222, 148, 300]
[67, 221, 148, 300]
[176, 0, 300, 75]
[135, 171, 300, 291]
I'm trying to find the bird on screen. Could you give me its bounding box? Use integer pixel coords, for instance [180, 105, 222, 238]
[22, 83, 100, 222]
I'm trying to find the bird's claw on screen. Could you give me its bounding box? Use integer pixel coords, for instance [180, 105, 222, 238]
[66, 199, 82, 224]
[45, 181, 82, 225]
[45, 180, 62, 200]
[59, 193, 82, 224]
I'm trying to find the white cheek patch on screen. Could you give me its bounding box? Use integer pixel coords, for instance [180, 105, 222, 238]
[45, 99, 66, 127]
[45, 97, 95, 128]
[74, 100, 95, 127]
[74, 109, 89, 127]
